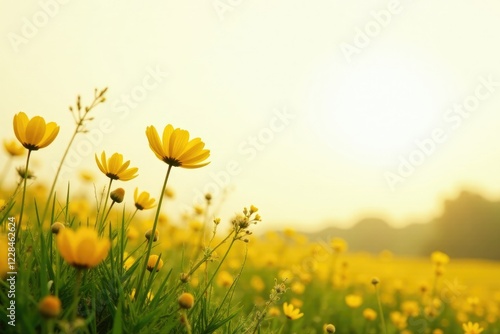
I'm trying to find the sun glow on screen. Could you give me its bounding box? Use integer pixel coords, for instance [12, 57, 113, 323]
[310, 57, 444, 167]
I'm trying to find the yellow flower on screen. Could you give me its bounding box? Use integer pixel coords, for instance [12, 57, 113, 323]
[3, 139, 25, 157]
[124, 256, 135, 270]
[95, 151, 138, 181]
[134, 188, 156, 210]
[431, 251, 450, 266]
[38, 295, 62, 318]
[13, 112, 59, 150]
[331, 238, 347, 253]
[345, 294, 363, 308]
[268, 306, 281, 317]
[147, 255, 164, 272]
[283, 302, 304, 320]
[216, 270, 234, 288]
[363, 308, 377, 321]
[56, 227, 110, 269]
[291, 281, 305, 294]
[250, 275, 265, 292]
[324, 324, 336, 333]
[401, 300, 420, 317]
[145, 124, 210, 168]
[462, 322, 484, 334]
[178, 292, 195, 309]
[110, 188, 125, 203]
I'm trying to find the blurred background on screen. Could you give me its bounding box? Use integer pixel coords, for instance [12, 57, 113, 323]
[1, 0, 500, 259]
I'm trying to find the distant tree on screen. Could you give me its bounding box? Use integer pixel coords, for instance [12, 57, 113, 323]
[427, 191, 500, 260]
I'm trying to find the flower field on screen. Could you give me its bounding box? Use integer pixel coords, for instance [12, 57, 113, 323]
[1, 90, 499, 333]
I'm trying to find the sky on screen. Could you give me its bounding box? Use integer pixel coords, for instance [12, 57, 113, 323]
[1, 0, 500, 231]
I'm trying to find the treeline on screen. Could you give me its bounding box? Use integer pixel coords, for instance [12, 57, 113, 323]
[309, 190, 500, 260]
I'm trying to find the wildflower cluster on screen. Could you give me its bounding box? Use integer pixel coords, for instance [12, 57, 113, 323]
[0, 89, 499, 334]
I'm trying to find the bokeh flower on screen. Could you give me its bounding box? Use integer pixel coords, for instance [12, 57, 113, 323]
[38, 295, 62, 318]
[178, 292, 195, 309]
[3, 139, 25, 157]
[95, 151, 138, 181]
[147, 255, 164, 272]
[56, 227, 110, 269]
[345, 294, 363, 308]
[462, 321, 484, 334]
[283, 302, 304, 320]
[13, 112, 59, 150]
[145, 124, 210, 168]
[324, 324, 336, 333]
[134, 188, 156, 210]
[363, 308, 377, 321]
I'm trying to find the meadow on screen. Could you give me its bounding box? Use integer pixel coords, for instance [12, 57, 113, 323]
[1, 89, 499, 333]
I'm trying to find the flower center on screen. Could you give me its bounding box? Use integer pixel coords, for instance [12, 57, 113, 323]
[163, 157, 182, 167]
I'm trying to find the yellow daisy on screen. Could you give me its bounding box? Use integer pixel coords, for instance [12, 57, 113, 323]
[3, 139, 25, 156]
[283, 302, 304, 320]
[145, 124, 210, 168]
[95, 151, 138, 181]
[13, 112, 59, 150]
[56, 227, 110, 269]
[462, 322, 484, 334]
[134, 188, 156, 210]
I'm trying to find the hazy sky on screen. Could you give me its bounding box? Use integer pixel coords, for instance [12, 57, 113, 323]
[2, 0, 500, 231]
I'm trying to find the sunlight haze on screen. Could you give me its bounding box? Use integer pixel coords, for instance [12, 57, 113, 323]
[2, 0, 500, 231]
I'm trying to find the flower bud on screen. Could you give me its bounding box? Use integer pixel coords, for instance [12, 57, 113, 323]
[145, 229, 159, 242]
[178, 292, 194, 309]
[51, 222, 65, 234]
[110, 188, 125, 203]
[38, 295, 61, 318]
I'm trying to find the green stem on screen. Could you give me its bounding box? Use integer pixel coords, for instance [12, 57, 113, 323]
[101, 201, 116, 231]
[17, 149, 32, 239]
[194, 235, 238, 305]
[41, 90, 106, 224]
[375, 285, 388, 334]
[135, 164, 172, 302]
[97, 178, 113, 233]
[71, 269, 83, 320]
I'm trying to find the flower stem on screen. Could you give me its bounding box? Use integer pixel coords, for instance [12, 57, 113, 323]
[97, 178, 113, 234]
[17, 150, 32, 239]
[135, 164, 172, 302]
[41, 88, 107, 224]
[71, 269, 83, 321]
[375, 285, 388, 334]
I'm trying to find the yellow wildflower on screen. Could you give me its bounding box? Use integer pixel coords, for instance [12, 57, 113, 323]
[145, 124, 210, 168]
[178, 292, 195, 309]
[56, 227, 110, 269]
[95, 151, 138, 181]
[283, 302, 304, 320]
[363, 308, 377, 321]
[462, 322, 484, 334]
[38, 295, 62, 318]
[345, 294, 363, 308]
[134, 188, 156, 210]
[13, 112, 59, 150]
[147, 255, 164, 272]
[3, 139, 25, 156]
